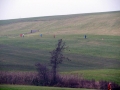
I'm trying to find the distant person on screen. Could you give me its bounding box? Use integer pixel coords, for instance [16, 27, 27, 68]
[54, 35, 55, 38]
[108, 82, 111, 90]
[84, 35, 86, 39]
[20, 34, 22, 37]
[22, 34, 24, 37]
[40, 34, 42, 37]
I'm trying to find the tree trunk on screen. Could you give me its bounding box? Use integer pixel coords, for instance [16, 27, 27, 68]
[52, 59, 57, 84]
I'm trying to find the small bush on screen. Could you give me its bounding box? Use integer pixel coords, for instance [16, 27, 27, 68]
[35, 63, 50, 85]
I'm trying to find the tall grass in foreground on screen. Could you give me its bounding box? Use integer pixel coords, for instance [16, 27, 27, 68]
[0, 71, 120, 89]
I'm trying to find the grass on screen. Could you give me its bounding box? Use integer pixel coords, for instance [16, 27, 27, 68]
[0, 34, 119, 71]
[0, 11, 120, 85]
[0, 85, 96, 90]
[0, 35, 120, 84]
[62, 69, 120, 84]
[0, 11, 120, 36]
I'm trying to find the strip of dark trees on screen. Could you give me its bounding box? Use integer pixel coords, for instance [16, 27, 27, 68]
[0, 71, 120, 89]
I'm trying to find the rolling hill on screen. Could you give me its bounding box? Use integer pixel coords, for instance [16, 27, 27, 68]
[0, 11, 120, 36]
[0, 11, 120, 71]
[0, 11, 120, 84]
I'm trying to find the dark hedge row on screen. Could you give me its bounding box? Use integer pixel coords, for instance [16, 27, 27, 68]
[0, 71, 120, 89]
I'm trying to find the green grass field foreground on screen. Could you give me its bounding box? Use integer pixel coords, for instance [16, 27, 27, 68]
[0, 85, 96, 90]
[0, 11, 120, 88]
[63, 69, 120, 84]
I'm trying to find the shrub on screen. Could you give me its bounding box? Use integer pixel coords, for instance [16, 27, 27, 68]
[35, 63, 50, 85]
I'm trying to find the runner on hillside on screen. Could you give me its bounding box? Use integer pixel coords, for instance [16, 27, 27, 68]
[84, 35, 86, 39]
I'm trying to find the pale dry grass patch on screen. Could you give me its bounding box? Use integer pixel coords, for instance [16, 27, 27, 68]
[0, 11, 120, 36]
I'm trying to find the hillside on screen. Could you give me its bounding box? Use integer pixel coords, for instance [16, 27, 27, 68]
[0, 11, 120, 72]
[0, 11, 120, 85]
[0, 11, 120, 36]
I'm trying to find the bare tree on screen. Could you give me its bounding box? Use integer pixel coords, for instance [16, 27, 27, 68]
[49, 39, 70, 84]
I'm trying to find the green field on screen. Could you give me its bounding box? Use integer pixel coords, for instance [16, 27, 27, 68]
[0, 34, 120, 71]
[0, 85, 96, 90]
[0, 11, 120, 84]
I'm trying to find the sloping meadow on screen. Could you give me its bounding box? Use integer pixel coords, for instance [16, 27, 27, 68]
[0, 11, 120, 89]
